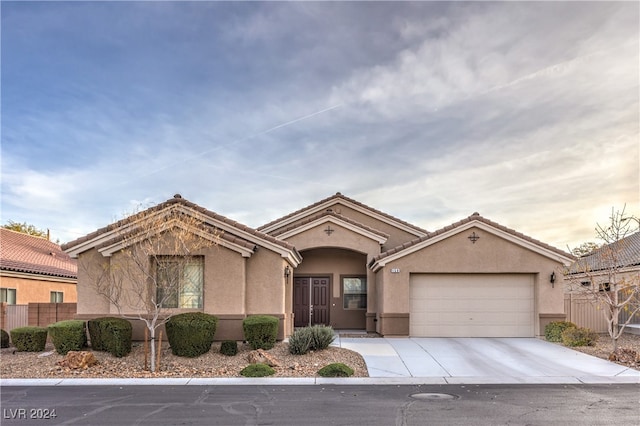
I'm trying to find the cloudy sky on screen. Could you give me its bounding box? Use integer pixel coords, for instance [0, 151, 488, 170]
[1, 1, 638, 250]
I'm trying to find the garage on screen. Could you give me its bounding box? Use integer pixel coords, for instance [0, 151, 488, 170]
[410, 273, 535, 337]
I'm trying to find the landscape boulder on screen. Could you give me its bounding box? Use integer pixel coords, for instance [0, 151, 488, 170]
[57, 351, 99, 370]
[247, 349, 280, 367]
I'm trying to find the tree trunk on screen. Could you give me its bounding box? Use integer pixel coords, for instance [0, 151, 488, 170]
[149, 327, 156, 372]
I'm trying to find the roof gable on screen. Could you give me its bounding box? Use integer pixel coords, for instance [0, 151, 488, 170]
[0, 228, 77, 279]
[63, 195, 302, 266]
[272, 209, 389, 244]
[370, 213, 575, 271]
[258, 192, 429, 238]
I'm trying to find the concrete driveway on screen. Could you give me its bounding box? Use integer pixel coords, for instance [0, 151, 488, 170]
[336, 337, 640, 384]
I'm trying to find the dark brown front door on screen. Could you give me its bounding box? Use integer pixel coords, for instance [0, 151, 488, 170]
[294, 276, 330, 327]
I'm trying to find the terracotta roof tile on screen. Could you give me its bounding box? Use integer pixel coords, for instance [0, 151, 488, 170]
[62, 195, 298, 255]
[372, 212, 574, 263]
[258, 192, 429, 235]
[569, 231, 640, 273]
[1, 229, 77, 279]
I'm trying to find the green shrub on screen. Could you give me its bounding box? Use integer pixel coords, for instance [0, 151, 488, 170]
[10, 326, 48, 352]
[561, 327, 598, 347]
[288, 327, 314, 355]
[166, 312, 218, 357]
[220, 340, 238, 356]
[88, 317, 132, 357]
[310, 325, 335, 350]
[243, 315, 279, 350]
[288, 325, 335, 355]
[240, 363, 275, 377]
[545, 321, 577, 342]
[1, 329, 9, 348]
[48, 320, 87, 355]
[317, 363, 354, 377]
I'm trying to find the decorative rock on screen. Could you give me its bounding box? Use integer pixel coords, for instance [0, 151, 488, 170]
[608, 348, 639, 364]
[57, 351, 99, 370]
[247, 349, 280, 367]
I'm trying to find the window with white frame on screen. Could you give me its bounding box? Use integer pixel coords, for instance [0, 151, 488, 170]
[50, 291, 64, 303]
[156, 256, 204, 309]
[343, 277, 367, 310]
[0, 288, 17, 305]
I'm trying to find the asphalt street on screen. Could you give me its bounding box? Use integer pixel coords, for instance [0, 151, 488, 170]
[1, 384, 638, 426]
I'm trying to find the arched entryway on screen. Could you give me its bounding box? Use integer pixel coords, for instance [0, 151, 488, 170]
[293, 247, 368, 329]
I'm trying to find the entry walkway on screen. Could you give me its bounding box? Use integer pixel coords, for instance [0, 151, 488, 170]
[335, 336, 640, 384]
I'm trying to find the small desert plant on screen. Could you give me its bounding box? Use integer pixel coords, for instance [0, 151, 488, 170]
[561, 327, 598, 347]
[166, 312, 218, 357]
[289, 325, 335, 355]
[288, 327, 314, 355]
[0, 329, 9, 348]
[220, 340, 238, 356]
[48, 320, 87, 355]
[240, 363, 275, 377]
[243, 315, 279, 350]
[10, 326, 48, 352]
[317, 363, 354, 377]
[545, 321, 577, 342]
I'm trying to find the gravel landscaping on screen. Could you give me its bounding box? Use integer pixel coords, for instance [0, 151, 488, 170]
[1, 333, 638, 379]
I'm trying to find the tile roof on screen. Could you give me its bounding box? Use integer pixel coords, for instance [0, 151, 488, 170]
[62, 194, 298, 255]
[0, 228, 77, 279]
[269, 208, 390, 239]
[568, 231, 640, 274]
[371, 212, 574, 263]
[258, 192, 429, 235]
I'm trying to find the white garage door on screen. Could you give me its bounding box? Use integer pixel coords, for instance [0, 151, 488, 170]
[410, 274, 534, 337]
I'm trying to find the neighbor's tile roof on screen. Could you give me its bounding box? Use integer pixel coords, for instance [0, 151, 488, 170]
[569, 231, 640, 273]
[258, 192, 429, 234]
[371, 212, 574, 263]
[269, 208, 390, 239]
[62, 194, 298, 255]
[0, 228, 77, 279]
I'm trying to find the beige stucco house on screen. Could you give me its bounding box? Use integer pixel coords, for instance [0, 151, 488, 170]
[63, 193, 574, 340]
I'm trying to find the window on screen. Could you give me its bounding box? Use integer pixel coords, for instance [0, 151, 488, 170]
[599, 282, 611, 292]
[343, 277, 367, 310]
[0, 288, 17, 304]
[50, 291, 64, 303]
[156, 256, 204, 309]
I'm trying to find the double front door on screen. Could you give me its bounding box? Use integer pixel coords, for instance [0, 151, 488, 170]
[293, 276, 329, 327]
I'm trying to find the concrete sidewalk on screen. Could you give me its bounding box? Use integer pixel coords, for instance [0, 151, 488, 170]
[336, 336, 640, 384]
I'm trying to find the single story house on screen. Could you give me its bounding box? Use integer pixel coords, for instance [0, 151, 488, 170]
[0, 228, 77, 305]
[63, 193, 574, 340]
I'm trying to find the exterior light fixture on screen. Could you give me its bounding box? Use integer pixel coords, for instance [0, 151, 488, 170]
[284, 266, 291, 278]
[550, 272, 556, 287]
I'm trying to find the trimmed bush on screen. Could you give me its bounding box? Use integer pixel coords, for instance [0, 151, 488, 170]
[288, 325, 335, 355]
[561, 327, 598, 347]
[220, 340, 238, 356]
[243, 315, 279, 350]
[1, 329, 9, 348]
[10, 326, 48, 352]
[166, 312, 218, 357]
[240, 363, 275, 377]
[48, 320, 87, 355]
[545, 321, 577, 342]
[317, 363, 354, 377]
[288, 327, 314, 355]
[88, 317, 132, 357]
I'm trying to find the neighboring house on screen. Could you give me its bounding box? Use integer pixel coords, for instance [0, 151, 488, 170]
[63, 193, 574, 340]
[565, 232, 640, 332]
[0, 228, 77, 304]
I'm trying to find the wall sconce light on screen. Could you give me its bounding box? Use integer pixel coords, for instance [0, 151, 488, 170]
[550, 272, 556, 288]
[284, 266, 291, 278]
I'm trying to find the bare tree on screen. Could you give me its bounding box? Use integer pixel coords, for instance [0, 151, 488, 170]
[564, 206, 640, 352]
[84, 205, 219, 372]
